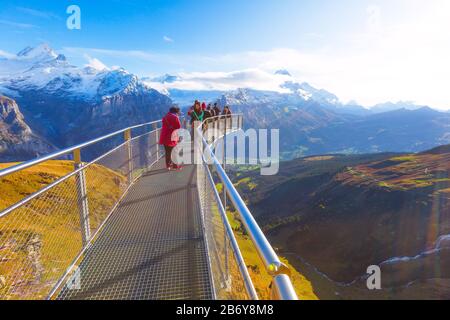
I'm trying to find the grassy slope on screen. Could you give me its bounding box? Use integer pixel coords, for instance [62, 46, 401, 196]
[338, 152, 450, 191]
[0, 161, 73, 210]
[0, 160, 126, 299]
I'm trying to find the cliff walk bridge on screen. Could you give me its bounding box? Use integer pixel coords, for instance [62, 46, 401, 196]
[0, 114, 297, 300]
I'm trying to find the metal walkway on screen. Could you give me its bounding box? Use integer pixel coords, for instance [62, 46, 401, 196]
[57, 159, 213, 300]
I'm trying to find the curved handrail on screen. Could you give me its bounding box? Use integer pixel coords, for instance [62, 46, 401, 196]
[0, 120, 161, 178]
[196, 114, 299, 300]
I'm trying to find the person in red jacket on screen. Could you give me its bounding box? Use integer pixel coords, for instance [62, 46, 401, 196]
[159, 106, 182, 171]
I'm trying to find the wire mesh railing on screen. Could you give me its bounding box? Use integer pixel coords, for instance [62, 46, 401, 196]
[0, 121, 162, 300]
[198, 156, 256, 300]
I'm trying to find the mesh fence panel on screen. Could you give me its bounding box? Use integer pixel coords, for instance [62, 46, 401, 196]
[0, 164, 83, 300]
[196, 115, 256, 300]
[83, 143, 130, 236]
[130, 130, 160, 180]
[197, 148, 251, 300]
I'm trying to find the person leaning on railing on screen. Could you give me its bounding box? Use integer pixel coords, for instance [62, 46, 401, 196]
[222, 105, 232, 118]
[203, 104, 215, 131]
[190, 100, 205, 135]
[213, 102, 221, 116]
[159, 106, 182, 171]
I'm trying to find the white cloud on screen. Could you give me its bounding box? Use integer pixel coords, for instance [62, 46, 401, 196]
[64, 47, 163, 62]
[16, 7, 60, 20]
[163, 36, 174, 43]
[0, 19, 37, 29]
[0, 49, 15, 59]
[145, 69, 292, 92]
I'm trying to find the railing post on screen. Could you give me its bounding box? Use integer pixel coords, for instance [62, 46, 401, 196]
[223, 116, 227, 169]
[212, 118, 216, 143]
[152, 122, 159, 160]
[73, 148, 91, 246]
[222, 116, 230, 287]
[124, 129, 133, 184]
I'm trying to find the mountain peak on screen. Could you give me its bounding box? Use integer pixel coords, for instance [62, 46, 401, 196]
[275, 69, 292, 77]
[151, 74, 179, 84]
[17, 43, 57, 60]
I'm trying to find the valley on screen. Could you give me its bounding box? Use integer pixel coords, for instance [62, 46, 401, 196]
[231, 145, 450, 299]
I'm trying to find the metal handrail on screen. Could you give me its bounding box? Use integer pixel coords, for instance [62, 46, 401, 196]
[196, 114, 299, 300]
[0, 120, 161, 178]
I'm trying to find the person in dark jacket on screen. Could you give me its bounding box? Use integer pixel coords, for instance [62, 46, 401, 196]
[203, 105, 215, 131]
[222, 106, 232, 117]
[159, 106, 182, 170]
[207, 103, 213, 115]
[213, 103, 221, 117]
[204, 106, 213, 120]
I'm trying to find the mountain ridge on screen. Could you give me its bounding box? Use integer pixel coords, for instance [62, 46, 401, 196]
[0, 95, 55, 161]
[0, 45, 173, 161]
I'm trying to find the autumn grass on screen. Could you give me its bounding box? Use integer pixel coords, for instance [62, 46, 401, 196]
[0, 160, 127, 299]
[391, 155, 417, 162]
[235, 177, 257, 191]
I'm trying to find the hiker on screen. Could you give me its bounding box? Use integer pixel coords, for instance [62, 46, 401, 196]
[204, 105, 214, 120]
[190, 101, 204, 126]
[207, 103, 215, 117]
[222, 106, 232, 117]
[159, 106, 182, 171]
[203, 104, 215, 131]
[201, 102, 207, 111]
[213, 103, 221, 116]
[187, 100, 199, 117]
[190, 100, 206, 137]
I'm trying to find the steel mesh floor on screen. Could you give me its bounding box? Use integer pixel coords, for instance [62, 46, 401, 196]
[57, 160, 213, 300]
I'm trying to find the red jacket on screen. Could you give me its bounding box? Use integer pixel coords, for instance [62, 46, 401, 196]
[159, 112, 181, 147]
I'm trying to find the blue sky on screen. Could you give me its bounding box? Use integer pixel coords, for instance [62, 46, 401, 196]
[0, 0, 367, 62]
[1, 0, 449, 108]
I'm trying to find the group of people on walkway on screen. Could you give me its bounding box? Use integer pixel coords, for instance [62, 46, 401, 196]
[187, 100, 232, 125]
[158, 101, 232, 171]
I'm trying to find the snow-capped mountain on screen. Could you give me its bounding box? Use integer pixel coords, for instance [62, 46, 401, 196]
[280, 81, 339, 105]
[0, 44, 172, 160]
[0, 44, 161, 101]
[146, 69, 369, 115]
